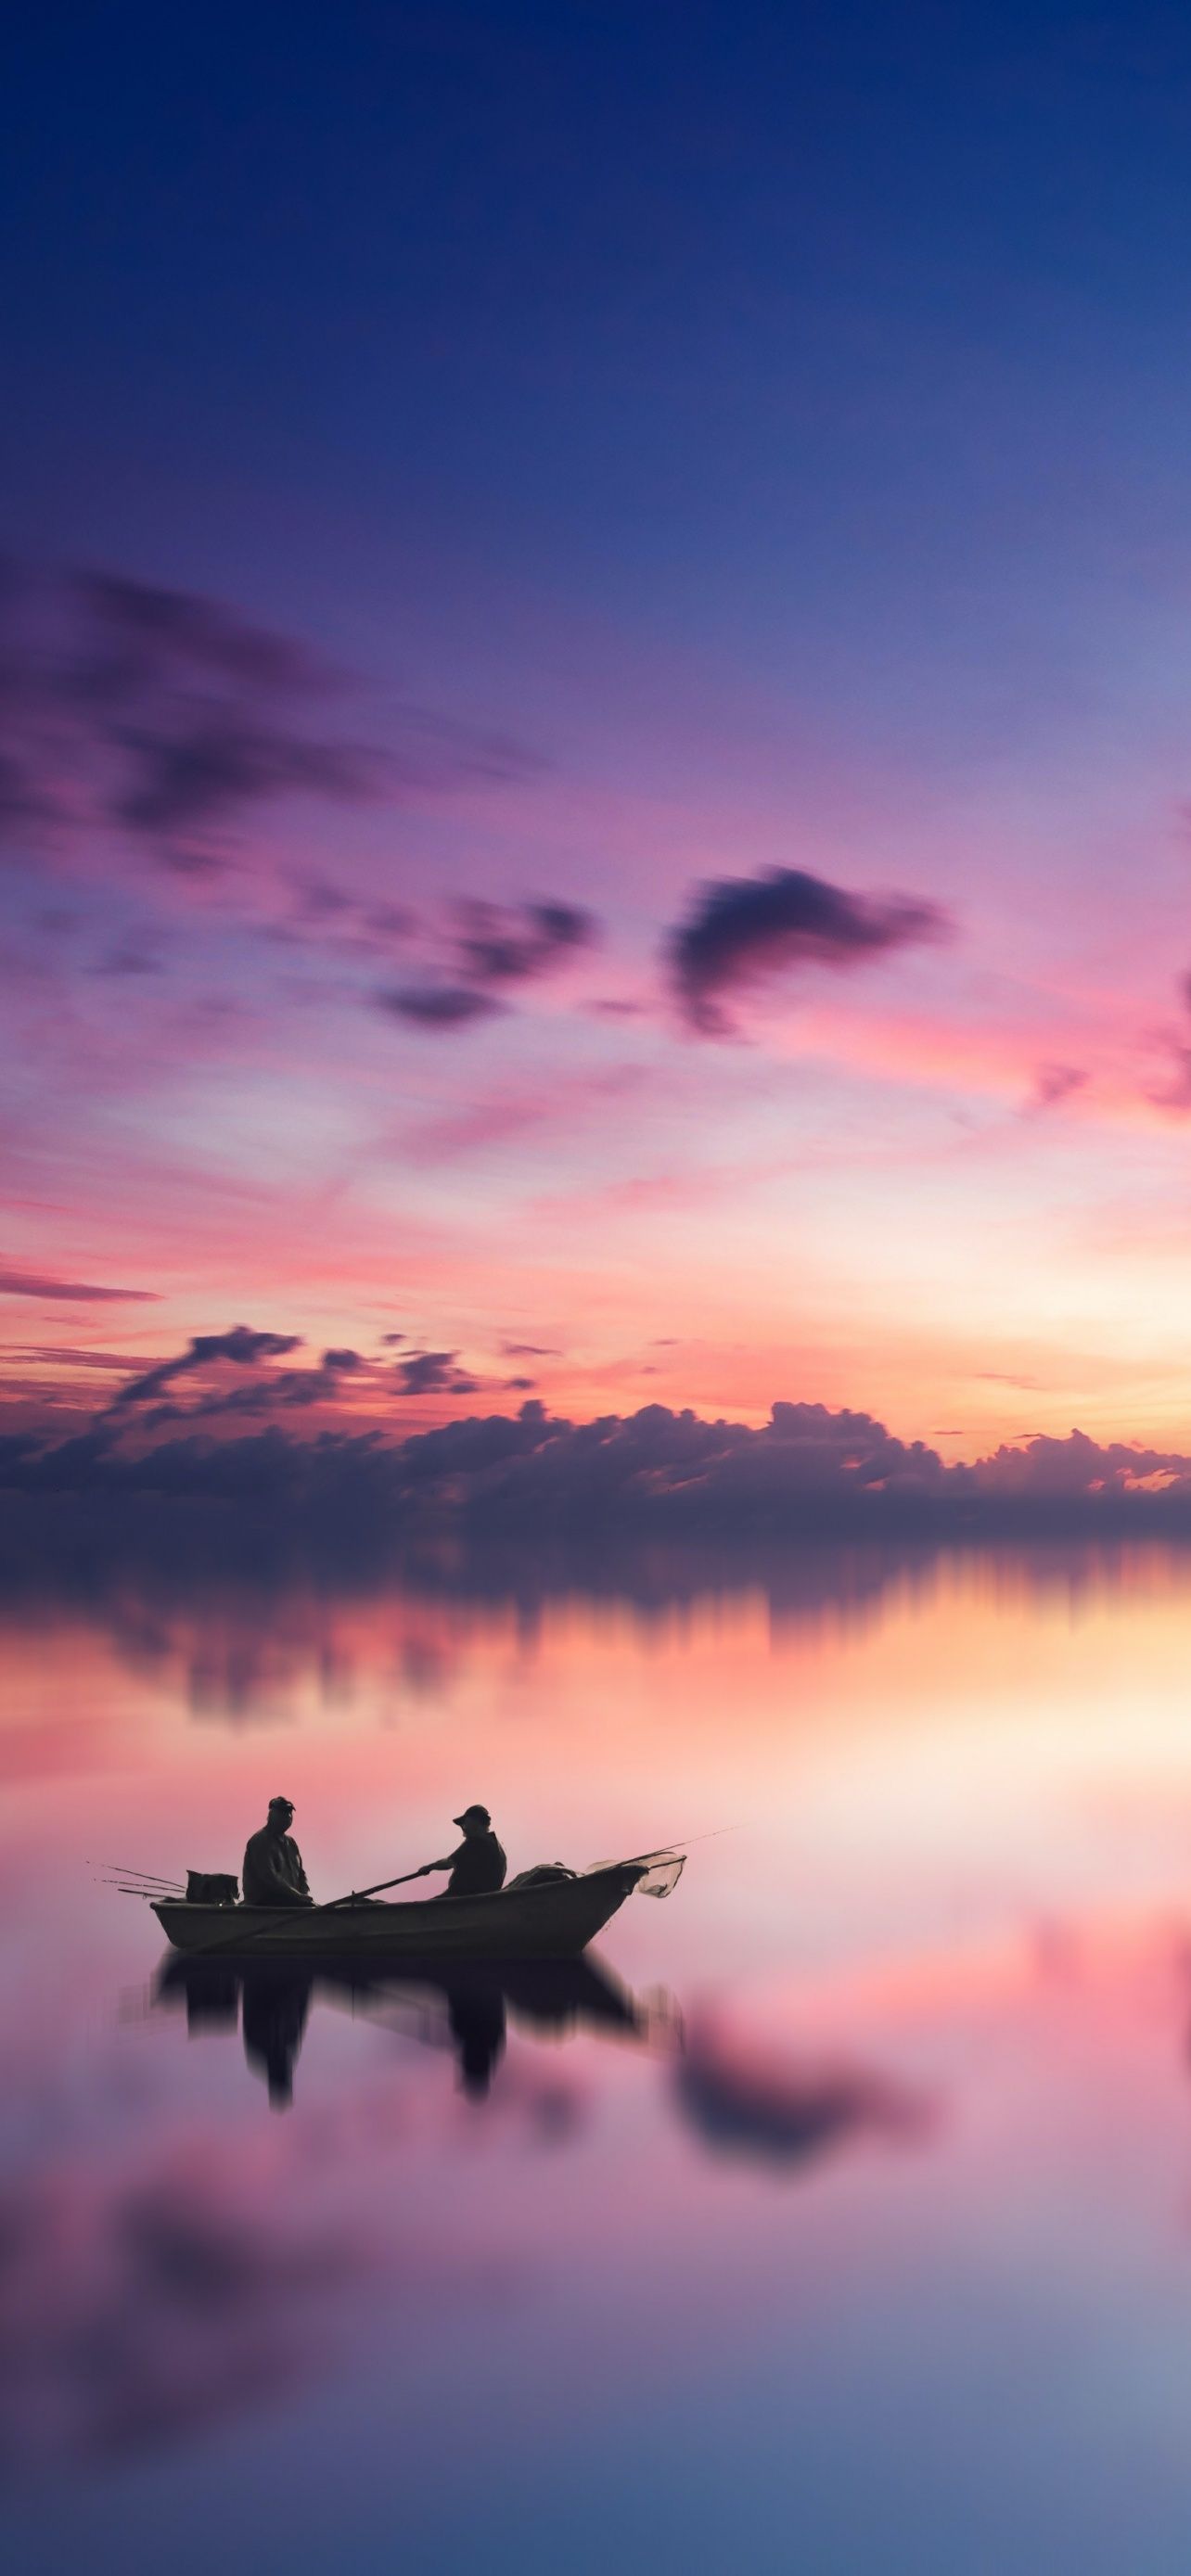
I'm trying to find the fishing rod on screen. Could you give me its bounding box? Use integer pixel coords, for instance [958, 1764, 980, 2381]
[92, 1863, 186, 1888]
[95, 1875, 184, 1895]
[604, 1825, 740, 1867]
[96, 1878, 186, 1896]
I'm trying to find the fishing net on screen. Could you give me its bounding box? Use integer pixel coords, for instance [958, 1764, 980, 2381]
[635, 1853, 685, 1899]
[583, 1848, 686, 1899]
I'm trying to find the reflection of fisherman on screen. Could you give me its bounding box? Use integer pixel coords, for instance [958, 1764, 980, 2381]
[446, 1982, 506, 2100]
[242, 1796, 314, 1907]
[416, 1804, 506, 1898]
[241, 1969, 312, 2111]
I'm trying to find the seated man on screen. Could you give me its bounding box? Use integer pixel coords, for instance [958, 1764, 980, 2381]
[416, 1804, 506, 1899]
[242, 1796, 314, 1907]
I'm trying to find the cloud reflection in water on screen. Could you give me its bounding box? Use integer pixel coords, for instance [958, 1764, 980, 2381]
[675, 2012, 937, 2174]
[0, 2144, 372, 2467]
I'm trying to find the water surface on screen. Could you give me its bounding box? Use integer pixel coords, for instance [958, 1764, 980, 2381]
[6, 1543, 1191, 2572]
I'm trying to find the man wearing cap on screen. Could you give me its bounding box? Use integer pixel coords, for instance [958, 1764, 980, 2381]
[416, 1804, 506, 1899]
[242, 1797, 315, 1907]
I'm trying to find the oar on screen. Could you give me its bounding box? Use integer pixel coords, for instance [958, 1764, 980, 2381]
[186, 1863, 433, 1960]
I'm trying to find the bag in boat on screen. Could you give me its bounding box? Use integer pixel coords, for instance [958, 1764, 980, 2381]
[186, 1869, 239, 1906]
[507, 1864, 579, 1889]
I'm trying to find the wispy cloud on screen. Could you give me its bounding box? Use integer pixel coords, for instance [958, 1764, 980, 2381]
[0, 1265, 159, 1303]
[0, 563, 536, 882]
[375, 899, 599, 1035]
[376, 985, 504, 1030]
[1026, 1063, 1087, 1114]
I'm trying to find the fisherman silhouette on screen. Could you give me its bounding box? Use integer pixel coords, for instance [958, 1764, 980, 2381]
[242, 1795, 314, 1907]
[416, 1804, 506, 1898]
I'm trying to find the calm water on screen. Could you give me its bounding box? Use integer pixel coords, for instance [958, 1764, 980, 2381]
[6, 1542, 1191, 2572]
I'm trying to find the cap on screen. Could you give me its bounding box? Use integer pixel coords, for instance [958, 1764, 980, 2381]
[454, 1804, 491, 1828]
[268, 1795, 294, 1812]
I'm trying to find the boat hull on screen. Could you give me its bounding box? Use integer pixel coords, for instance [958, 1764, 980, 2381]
[151, 1863, 646, 1960]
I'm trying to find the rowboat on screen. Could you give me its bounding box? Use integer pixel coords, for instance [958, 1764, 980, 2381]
[151, 1858, 651, 1960]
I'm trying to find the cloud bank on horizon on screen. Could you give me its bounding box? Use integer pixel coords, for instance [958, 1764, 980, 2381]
[9, 6, 1191, 1460]
[7, 1362, 1191, 1543]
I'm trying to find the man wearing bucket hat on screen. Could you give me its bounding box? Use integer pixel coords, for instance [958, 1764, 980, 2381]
[416, 1804, 506, 1898]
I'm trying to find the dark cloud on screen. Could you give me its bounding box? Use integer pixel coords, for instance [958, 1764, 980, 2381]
[372, 899, 596, 1033]
[364, 900, 418, 939]
[675, 2019, 935, 2174]
[11, 1393, 1191, 1542]
[1148, 974, 1191, 1110]
[109, 1325, 302, 1413]
[140, 1360, 365, 1430]
[668, 866, 952, 1036]
[110, 715, 382, 837]
[500, 1340, 561, 1358]
[0, 564, 535, 874]
[108, 1339, 371, 1432]
[284, 876, 352, 923]
[91, 944, 161, 977]
[396, 1351, 480, 1396]
[453, 898, 596, 988]
[0, 568, 383, 862]
[968, 1426, 1191, 1501]
[0, 1266, 159, 1303]
[67, 569, 330, 702]
[376, 985, 504, 1029]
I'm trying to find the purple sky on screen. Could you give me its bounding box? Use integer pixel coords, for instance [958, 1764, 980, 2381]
[7, 3, 1191, 1456]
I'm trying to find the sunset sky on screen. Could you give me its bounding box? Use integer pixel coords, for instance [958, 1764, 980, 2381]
[8, 2, 1191, 1457]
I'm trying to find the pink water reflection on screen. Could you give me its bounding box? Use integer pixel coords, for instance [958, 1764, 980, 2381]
[6, 1547, 1191, 2570]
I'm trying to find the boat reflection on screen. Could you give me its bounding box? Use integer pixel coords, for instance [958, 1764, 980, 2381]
[152, 1948, 658, 2109]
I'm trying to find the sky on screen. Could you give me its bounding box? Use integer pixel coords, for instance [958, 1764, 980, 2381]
[7, 0, 1191, 1461]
